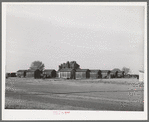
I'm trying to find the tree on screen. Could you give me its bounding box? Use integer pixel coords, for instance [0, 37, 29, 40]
[66, 61, 70, 68]
[122, 67, 130, 75]
[30, 61, 45, 71]
[112, 68, 121, 72]
[69, 61, 80, 69]
[58, 61, 80, 70]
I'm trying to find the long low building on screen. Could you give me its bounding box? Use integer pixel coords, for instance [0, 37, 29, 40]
[75, 69, 90, 79]
[26, 70, 34, 77]
[17, 70, 27, 78]
[117, 71, 125, 78]
[26, 69, 42, 78]
[110, 70, 124, 78]
[16, 67, 132, 79]
[43, 69, 56, 78]
[9, 72, 17, 77]
[58, 68, 90, 79]
[34, 69, 42, 79]
[90, 70, 102, 79]
[101, 70, 111, 78]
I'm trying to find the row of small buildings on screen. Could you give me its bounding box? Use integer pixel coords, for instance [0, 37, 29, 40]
[16, 69, 56, 78]
[14, 68, 125, 79]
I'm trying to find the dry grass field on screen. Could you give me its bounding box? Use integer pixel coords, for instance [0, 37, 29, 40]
[5, 77, 144, 111]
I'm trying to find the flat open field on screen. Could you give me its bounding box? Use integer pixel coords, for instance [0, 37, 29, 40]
[5, 77, 144, 111]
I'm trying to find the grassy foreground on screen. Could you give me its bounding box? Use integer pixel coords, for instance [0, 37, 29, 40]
[5, 78, 144, 110]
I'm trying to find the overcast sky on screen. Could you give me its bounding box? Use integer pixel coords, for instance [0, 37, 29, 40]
[5, 3, 145, 74]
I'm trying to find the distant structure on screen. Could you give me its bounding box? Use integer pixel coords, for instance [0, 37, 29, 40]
[139, 70, 144, 82]
[10, 72, 17, 77]
[17, 70, 27, 78]
[111, 69, 120, 78]
[90, 70, 102, 79]
[43, 69, 56, 78]
[101, 70, 111, 78]
[26, 69, 34, 78]
[58, 68, 76, 79]
[126, 73, 139, 79]
[75, 69, 90, 79]
[117, 71, 125, 78]
[34, 69, 42, 79]
[15, 61, 140, 80]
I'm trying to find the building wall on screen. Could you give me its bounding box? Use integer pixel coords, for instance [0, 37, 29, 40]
[34, 70, 41, 79]
[60, 72, 71, 79]
[17, 72, 24, 77]
[101, 73, 107, 78]
[43, 71, 51, 78]
[90, 72, 98, 79]
[10, 73, 17, 77]
[71, 70, 76, 79]
[51, 70, 56, 78]
[17, 71, 26, 78]
[90, 71, 102, 79]
[26, 72, 34, 77]
[101, 72, 110, 78]
[58, 72, 60, 78]
[75, 72, 89, 79]
[117, 73, 124, 78]
[109, 72, 115, 78]
[43, 70, 56, 78]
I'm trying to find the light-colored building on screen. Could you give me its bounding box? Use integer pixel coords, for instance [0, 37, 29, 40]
[139, 70, 144, 82]
[58, 68, 76, 79]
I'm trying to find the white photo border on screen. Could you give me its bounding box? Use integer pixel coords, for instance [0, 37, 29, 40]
[2, 2, 148, 120]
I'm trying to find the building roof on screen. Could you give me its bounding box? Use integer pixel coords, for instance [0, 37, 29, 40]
[101, 70, 111, 73]
[76, 69, 90, 72]
[43, 69, 56, 72]
[59, 68, 74, 72]
[90, 70, 101, 72]
[17, 70, 27, 72]
[26, 69, 35, 72]
[112, 68, 121, 72]
[11, 72, 16, 74]
[111, 70, 119, 73]
[127, 73, 139, 75]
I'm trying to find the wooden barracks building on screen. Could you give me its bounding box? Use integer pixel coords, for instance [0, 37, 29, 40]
[15, 61, 132, 80]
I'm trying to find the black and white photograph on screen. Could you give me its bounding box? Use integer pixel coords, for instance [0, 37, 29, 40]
[2, 2, 147, 120]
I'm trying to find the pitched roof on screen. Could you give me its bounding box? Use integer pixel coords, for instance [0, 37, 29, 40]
[101, 70, 111, 73]
[43, 69, 56, 72]
[111, 70, 119, 73]
[90, 70, 101, 72]
[112, 68, 121, 72]
[27, 69, 35, 72]
[59, 68, 74, 72]
[76, 69, 90, 72]
[17, 70, 27, 72]
[11, 72, 16, 74]
[127, 73, 139, 75]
